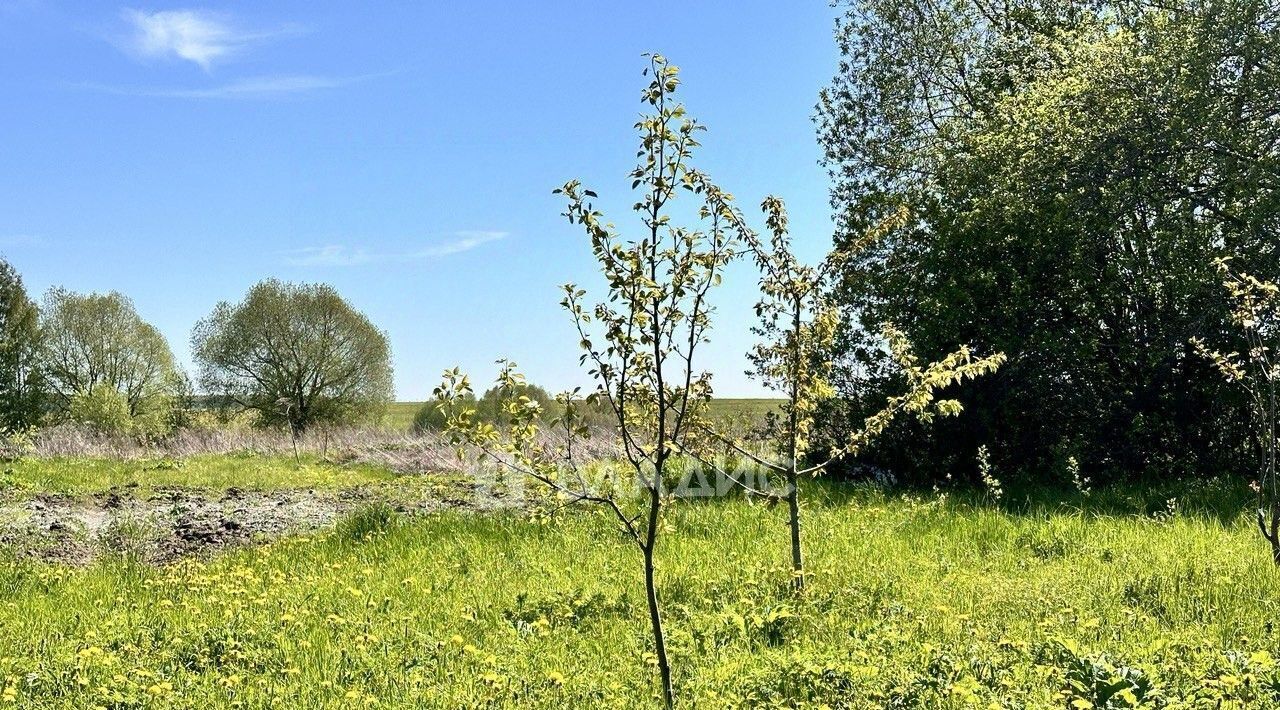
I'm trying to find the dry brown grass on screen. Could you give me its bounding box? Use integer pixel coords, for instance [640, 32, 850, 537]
[16, 423, 623, 476]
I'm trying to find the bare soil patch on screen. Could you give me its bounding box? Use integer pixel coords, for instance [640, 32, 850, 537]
[0, 476, 506, 565]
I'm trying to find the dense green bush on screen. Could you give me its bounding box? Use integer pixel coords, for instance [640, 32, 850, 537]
[412, 394, 472, 432]
[413, 384, 555, 432]
[67, 385, 134, 434]
[66, 383, 175, 436]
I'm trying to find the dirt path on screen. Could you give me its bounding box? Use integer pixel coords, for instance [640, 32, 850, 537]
[0, 478, 506, 565]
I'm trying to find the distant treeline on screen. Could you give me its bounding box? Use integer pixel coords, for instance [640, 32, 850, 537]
[0, 262, 392, 437]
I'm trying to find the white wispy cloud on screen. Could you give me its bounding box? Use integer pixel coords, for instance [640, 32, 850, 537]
[283, 232, 509, 267]
[120, 8, 303, 70]
[90, 9, 364, 99]
[281, 245, 375, 267]
[76, 73, 356, 99]
[411, 231, 508, 258]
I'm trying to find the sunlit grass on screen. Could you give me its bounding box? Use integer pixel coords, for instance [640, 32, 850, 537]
[382, 402, 424, 431]
[2, 482, 1279, 707]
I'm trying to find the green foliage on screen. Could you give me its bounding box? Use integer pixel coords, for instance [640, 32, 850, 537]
[1052, 639, 1156, 709]
[1192, 257, 1280, 562]
[38, 288, 181, 430]
[476, 383, 552, 424]
[67, 384, 134, 434]
[0, 259, 44, 431]
[695, 194, 1003, 590]
[412, 385, 556, 433]
[977, 444, 1003, 502]
[64, 382, 178, 438]
[0, 427, 35, 464]
[413, 396, 470, 433]
[817, 0, 1280, 483]
[192, 279, 394, 434]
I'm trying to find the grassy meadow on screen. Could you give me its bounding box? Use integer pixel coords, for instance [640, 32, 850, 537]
[6, 2, 1272, 708]
[3, 474, 1280, 708]
[382, 402, 424, 431]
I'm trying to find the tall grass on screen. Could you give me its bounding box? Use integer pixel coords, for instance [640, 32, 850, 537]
[1, 483, 1277, 707]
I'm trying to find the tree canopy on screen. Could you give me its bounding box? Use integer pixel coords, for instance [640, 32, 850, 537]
[38, 288, 181, 429]
[817, 0, 1280, 482]
[0, 259, 44, 430]
[192, 279, 393, 433]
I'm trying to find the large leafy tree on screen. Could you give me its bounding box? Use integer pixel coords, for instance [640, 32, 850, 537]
[0, 260, 44, 430]
[817, 0, 1280, 482]
[39, 288, 181, 426]
[192, 280, 393, 434]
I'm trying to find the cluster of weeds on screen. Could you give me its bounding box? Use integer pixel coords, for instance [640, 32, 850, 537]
[503, 589, 631, 637]
[334, 502, 402, 541]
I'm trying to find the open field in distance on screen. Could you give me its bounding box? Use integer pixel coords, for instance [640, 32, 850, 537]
[382, 399, 784, 432]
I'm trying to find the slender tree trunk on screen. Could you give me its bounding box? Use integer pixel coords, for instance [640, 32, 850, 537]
[643, 539, 672, 708]
[787, 469, 804, 591]
[640, 474, 673, 709]
[787, 296, 806, 592]
[1268, 381, 1280, 565]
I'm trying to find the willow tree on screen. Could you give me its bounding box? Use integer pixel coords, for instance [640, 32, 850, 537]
[192, 280, 393, 434]
[691, 197, 1004, 591]
[38, 288, 181, 428]
[437, 54, 739, 709]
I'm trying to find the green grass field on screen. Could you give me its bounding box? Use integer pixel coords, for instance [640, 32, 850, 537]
[3, 479, 1278, 707]
[382, 402, 423, 431]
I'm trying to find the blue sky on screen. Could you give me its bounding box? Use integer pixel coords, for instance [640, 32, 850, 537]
[0, 2, 841, 399]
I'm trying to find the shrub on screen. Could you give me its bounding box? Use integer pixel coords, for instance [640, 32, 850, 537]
[66, 385, 174, 437]
[476, 383, 553, 424]
[413, 394, 472, 432]
[414, 384, 557, 432]
[68, 385, 134, 434]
